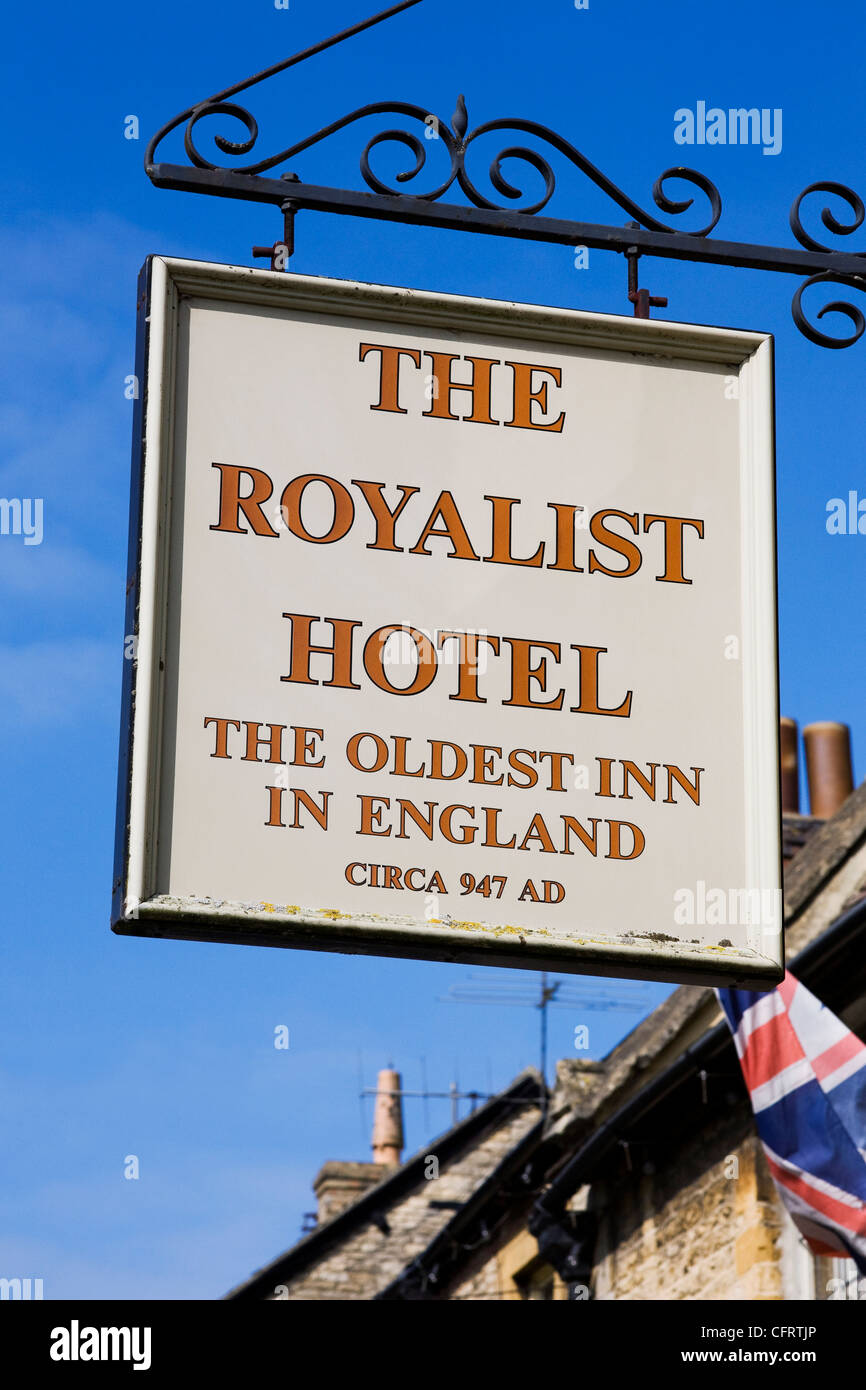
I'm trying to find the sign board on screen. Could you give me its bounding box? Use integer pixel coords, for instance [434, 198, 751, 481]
[114, 256, 781, 987]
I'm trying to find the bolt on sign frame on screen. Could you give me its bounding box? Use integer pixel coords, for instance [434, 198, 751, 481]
[113, 255, 781, 988]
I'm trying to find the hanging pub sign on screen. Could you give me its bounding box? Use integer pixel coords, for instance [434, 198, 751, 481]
[113, 256, 781, 987]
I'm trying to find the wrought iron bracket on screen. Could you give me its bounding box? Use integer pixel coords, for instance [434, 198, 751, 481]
[144, 0, 866, 348]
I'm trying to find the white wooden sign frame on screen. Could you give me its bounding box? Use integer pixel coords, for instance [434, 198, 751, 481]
[113, 256, 782, 988]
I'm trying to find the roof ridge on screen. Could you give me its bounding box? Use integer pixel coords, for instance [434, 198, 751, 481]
[224, 1066, 545, 1299]
[784, 779, 866, 923]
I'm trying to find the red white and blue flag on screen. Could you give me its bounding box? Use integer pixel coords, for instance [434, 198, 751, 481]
[718, 972, 866, 1273]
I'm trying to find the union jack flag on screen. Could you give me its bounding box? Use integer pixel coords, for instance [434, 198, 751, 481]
[718, 972, 866, 1273]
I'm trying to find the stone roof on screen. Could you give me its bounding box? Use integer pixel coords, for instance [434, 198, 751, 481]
[226, 792, 866, 1298]
[548, 796, 866, 1150]
[226, 1068, 544, 1300]
[781, 812, 823, 863]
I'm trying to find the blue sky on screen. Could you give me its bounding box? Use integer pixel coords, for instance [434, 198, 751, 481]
[2, 0, 864, 1299]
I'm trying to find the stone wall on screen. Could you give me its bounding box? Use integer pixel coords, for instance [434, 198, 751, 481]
[591, 1104, 786, 1300]
[447, 1104, 791, 1302]
[313, 1161, 393, 1223]
[447, 1220, 570, 1301]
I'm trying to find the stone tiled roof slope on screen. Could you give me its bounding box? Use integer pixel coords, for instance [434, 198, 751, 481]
[225, 1069, 544, 1300]
[226, 794, 866, 1298]
[781, 813, 823, 863]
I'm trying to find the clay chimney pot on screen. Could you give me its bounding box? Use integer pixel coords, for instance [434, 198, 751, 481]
[371, 1068, 404, 1166]
[803, 721, 854, 819]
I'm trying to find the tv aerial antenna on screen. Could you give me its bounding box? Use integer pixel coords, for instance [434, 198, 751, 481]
[439, 971, 654, 1086]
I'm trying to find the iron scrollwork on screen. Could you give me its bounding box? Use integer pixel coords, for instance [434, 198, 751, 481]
[167, 90, 723, 238]
[789, 183, 866, 347]
[145, 0, 866, 348]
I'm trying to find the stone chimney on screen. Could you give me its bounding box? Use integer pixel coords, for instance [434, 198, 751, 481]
[310, 1068, 405, 1225]
[312, 1160, 392, 1224]
[372, 1068, 404, 1165]
[803, 721, 854, 818]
